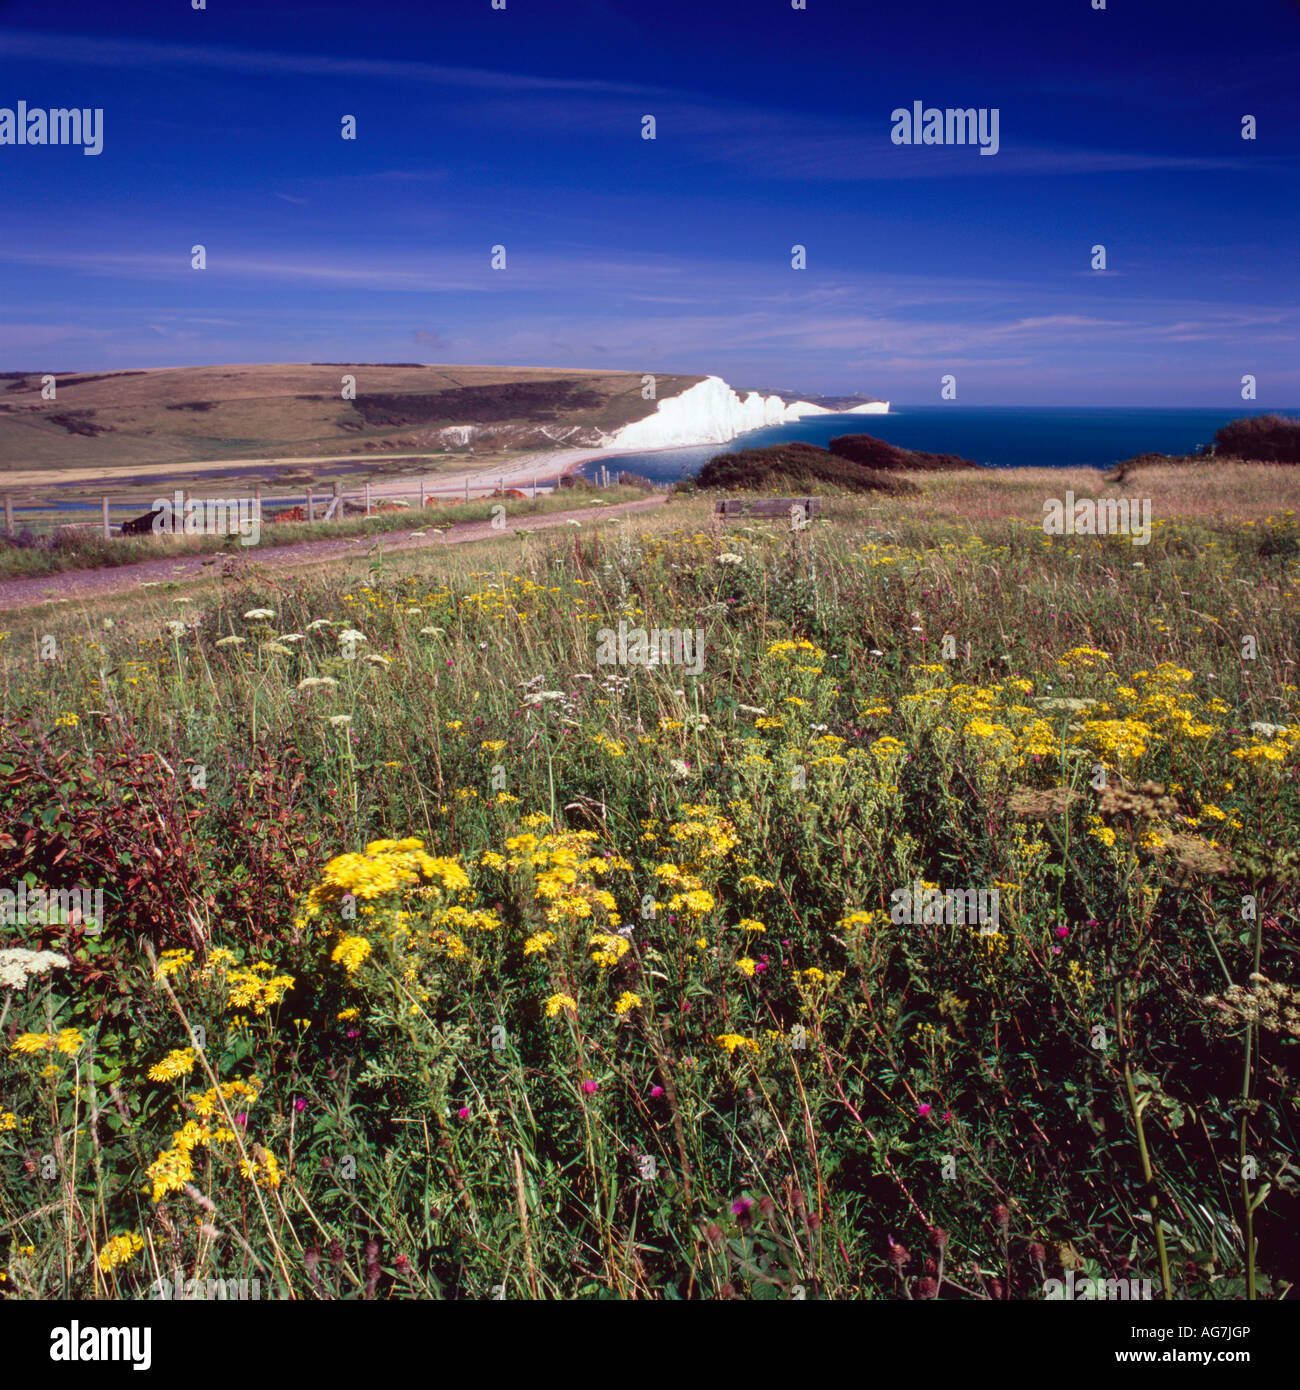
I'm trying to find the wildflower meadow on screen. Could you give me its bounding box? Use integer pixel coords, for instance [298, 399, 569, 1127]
[1, 481, 1298, 1304]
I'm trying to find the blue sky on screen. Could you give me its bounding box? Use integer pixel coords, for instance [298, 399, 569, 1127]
[0, 0, 1297, 403]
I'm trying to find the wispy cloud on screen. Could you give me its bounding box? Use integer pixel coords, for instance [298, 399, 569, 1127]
[2, 241, 1292, 361]
[2, 28, 1268, 185]
[0, 30, 663, 96]
[0, 321, 115, 349]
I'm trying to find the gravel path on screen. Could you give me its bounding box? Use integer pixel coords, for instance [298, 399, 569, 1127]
[0, 494, 667, 612]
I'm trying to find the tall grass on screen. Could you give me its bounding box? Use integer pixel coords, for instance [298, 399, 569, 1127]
[1, 484, 1298, 1299]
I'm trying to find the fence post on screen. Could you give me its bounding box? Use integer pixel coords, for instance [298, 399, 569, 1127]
[102, 496, 110, 539]
[419, 478, 426, 509]
[464, 476, 469, 504]
[3, 495, 11, 535]
[365, 482, 371, 516]
[533, 476, 539, 498]
[305, 487, 313, 522]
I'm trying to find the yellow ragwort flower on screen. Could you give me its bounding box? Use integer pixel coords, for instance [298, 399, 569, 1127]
[147, 1048, 197, 1083]
[97, 1232, 144, 1273]
[544, 993, 578, 1019]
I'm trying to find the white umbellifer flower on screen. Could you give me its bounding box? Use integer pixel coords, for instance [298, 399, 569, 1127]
[670, 759, 692, 776]
[215, 636, 245, 647]
[717, 553, 743, 565]
[365, 654, 392, 667]
[262, 642, 295, 656]
[337, 628, 367, 645]
[243, 608, 276, 620]
[102, 618, 114, 630]
[297, 676, 339, 690]
[910, 626, 923, 632]
[306, 618, 334, 630]
[870, 649, 884, 656]
[279, 633, 305, 643]
[165, 621, 188, 637]
[1250, 721, 1286, 738]
[737, 704, 768, 716]
[0, 949, 70, 991]
[419, 627, 445, 637]
[404, 607, 422, 615]
[566, 519, 581, 526]
[327, 714, 353, 727]
[174, 597, 193, 604]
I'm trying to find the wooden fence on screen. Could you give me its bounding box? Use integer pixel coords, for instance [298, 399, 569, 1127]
[1, 473, 588, 539]
[2, 458, 654, 539]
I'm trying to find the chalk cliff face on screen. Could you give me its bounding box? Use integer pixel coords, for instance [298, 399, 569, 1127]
[781, 399, 890, 418]
[607, 377, 788, 449]
[606, 376, 888, 450]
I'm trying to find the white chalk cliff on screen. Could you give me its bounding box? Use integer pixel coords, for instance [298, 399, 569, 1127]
[605, 375, 888, 450]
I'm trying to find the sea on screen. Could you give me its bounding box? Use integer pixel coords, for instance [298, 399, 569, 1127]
[578, 406, 1299, 485]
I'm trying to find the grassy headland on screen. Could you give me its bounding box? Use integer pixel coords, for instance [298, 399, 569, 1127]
[1, 464, 1297, 1299]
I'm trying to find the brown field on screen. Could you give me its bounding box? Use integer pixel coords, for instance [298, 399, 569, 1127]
[913, 462, 1300, 524]
[0, 362, 701, 486]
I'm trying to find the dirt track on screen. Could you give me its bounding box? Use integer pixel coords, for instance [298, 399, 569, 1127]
[0, 495, 667, 613]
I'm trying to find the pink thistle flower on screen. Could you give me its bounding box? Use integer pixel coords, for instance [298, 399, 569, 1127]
[582, 1079, 599, 1094]
[457, 1106, 470, 1120]
[649, 1086, 664, 1099]
[917, 1102, 932, 1117]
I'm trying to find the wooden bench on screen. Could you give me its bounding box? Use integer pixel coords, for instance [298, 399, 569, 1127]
[714, 496, 823, 518]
